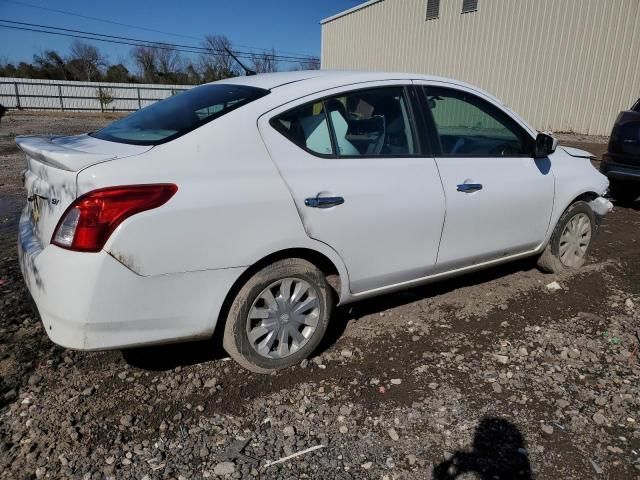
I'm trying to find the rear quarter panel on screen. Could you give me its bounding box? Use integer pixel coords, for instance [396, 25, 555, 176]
[77, 104, 348, 285]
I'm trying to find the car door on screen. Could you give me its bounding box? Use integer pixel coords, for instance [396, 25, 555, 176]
[414, 82, 555, 272]
[258, 83, 446, 294]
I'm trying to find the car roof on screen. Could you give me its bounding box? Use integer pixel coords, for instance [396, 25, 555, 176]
[214, 70, 538, 136]
[215, 70, 501, 105]
[215, 70, 449, 90]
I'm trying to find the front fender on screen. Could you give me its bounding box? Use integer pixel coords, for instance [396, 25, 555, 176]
[542, 148, 610, 247]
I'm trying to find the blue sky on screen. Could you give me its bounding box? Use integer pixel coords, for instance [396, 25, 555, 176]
[0, 0, 363, 68]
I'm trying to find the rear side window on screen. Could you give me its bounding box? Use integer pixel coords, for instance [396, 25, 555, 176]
[92, 84, 269, 145]
[271, 86, 417, 157]
[632, 99, 640, 112]
[272, 101, 334, 155]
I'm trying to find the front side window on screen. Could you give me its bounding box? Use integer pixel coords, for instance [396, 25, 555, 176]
[92, 84, 269, 145]
[271, 86, 417, 157]
[426, 86, 531, 157]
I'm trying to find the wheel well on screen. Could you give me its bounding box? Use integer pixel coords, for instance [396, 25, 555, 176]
[212, 248, 342, 339]
[570, 191, 599, 205]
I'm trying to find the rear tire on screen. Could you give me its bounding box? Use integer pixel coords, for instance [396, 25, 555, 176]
[223, 258, 332, 374]
[537, 201, 596, 274]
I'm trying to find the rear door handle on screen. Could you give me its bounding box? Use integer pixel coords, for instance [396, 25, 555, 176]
[457, 183, 483, 193]
[304, 196, 345, 208]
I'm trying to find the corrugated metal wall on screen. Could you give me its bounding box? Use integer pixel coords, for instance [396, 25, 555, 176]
[321, 0, 640, 136]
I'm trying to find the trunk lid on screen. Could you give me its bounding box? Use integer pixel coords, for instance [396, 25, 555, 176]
[16, 134, 151, 247]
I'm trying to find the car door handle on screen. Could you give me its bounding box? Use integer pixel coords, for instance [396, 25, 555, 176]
[304, 196, 345, 208]
[457, 183, 483, 193]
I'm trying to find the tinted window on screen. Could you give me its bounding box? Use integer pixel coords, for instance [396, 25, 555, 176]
[325, 87, 416, 156]
[461, 0, 478, 13]
[426, 86, 531, 157]
[271, 101, 334, 155]
[271, 86, 417, 157]
[426, 0, 440, 19]
[92, 84, 268, 145]
[632, 99, 640, 112]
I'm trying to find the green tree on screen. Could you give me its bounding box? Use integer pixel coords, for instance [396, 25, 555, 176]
[33, 50, 68, 79]
[105, 64, 132, 83]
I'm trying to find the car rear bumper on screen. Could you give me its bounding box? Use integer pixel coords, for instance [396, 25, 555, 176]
[18, 207, 243, 350]
[600, 159, 640, 183]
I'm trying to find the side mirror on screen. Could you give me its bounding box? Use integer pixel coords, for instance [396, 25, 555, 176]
[534, 133, 558, 158]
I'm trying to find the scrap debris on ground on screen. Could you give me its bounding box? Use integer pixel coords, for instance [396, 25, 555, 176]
[1, 112, 639, 479]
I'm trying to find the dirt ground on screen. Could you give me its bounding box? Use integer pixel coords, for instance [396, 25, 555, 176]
[0, 112, 639, 479]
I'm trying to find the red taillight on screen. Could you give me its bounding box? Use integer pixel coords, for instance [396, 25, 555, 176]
[52, 184, 178, 252]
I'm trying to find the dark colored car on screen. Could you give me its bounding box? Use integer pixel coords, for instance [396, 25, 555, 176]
[600, 98, 640, 202]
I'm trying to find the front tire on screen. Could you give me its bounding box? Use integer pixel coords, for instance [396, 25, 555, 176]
[223, 258, 332, 373]
[537, 201, 596, 274]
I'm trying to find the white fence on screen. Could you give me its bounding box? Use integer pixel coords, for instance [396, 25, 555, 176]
[0, 77, 194, 112]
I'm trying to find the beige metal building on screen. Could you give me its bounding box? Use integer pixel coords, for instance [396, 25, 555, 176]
[321, 0, 640, 136]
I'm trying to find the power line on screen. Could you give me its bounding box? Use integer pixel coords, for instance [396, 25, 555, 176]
[0, 0, 201, 40]
[0, 23, 210, 57]
[0, 19, 318, 62]
[0, 0, 317, 58]
[0, 23, 262, 62]
[0, 19, 319, 63]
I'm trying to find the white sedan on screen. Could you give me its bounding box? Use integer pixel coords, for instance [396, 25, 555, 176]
[17, 71, 612, 372]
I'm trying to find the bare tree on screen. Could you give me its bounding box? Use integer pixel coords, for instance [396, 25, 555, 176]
[296, 56, 320, 71]
[251, 48, 278, 74]
[184, 63, 201, 85]
[201, 34, 237, 79]
[131, 46, 158, 82]
[155, 45, 182, 81]
[68, 40, 106, 81]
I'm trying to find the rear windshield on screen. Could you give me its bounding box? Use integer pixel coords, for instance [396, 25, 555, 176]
[91, 84, 269, 145]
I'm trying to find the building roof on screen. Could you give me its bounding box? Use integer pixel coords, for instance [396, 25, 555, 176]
[320, 0, 384, 24]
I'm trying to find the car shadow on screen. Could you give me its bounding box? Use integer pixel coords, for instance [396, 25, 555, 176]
[433, 417, 533, 480]
[316, 256, 538, 355]
[123, 257, 537, 371]
[121, 337, 229, 371]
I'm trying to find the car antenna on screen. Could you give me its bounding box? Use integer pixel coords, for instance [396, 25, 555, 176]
[224, 47, 256, 76]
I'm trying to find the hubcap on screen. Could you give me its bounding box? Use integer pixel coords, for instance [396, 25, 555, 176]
[246, 278, 320, 359]
[559, 213, 592, 267]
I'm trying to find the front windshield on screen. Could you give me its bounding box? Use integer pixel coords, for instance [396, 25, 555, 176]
[91, 84, 269, 146]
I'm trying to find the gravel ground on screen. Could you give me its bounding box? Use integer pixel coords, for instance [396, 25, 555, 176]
[1, 112, 639, 479]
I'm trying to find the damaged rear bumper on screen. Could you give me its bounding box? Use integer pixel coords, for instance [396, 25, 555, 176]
[17, 206, 244, 350]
